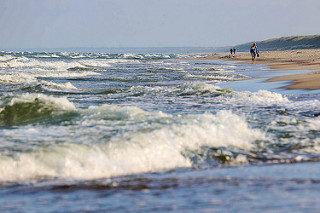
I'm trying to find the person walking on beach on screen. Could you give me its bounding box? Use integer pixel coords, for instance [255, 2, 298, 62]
[230, 48, 233, 56]
[233, 48, 236, 55]
[250, 43, 259, 63]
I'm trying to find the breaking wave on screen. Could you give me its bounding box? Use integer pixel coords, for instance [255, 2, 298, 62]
[0, 109, 265, 182]
[0, 93, 319, 183]
[0, 94, 77, 126]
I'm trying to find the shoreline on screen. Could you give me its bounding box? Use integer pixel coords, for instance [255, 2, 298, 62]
[197, 49, 320, 90]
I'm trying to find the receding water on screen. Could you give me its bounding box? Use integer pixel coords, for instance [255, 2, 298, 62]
[0, 50, 319, 212]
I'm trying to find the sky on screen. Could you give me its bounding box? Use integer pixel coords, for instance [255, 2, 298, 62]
[1, 0, 320, 50]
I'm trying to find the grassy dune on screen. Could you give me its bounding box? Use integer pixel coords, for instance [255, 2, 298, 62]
[234, 35, 320, 52]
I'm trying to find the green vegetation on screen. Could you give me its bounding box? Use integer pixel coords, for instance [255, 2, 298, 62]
[234, 35, 320, 52]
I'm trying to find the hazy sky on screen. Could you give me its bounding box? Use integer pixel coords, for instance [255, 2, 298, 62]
[1, 0, 319, 49]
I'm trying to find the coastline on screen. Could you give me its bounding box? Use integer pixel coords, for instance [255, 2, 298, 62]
[198, 49, 320, 90]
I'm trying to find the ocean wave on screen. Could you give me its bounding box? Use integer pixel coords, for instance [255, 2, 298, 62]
[39, 71, 101, 78]
[0, 72, 81, 92]
[176, 82, 231, 96]
[84, 104, 153, 121]
[308, 117, 320, 129]
[124, 83, 317, 111]
[0, 110, 264, 182]
[176, 83, 290, 105]
[0, 54, 16, 62]
[33, 53, 60, 58]
[183, 73, 244, 81]
[40, 81, 78, 91]
[120, 53, 174, 60]
[128, 83, 287, 100]
[0, 52, 176, 63]
[0, 56, 83, 71]
[0, 101, 319, 183]
[128, 82, 232, 96]
[0, 73, 37, 84]
[0, 71, 100, 88]
[0, 55, 110, 72]
[227, 90, 290, 105]
[224, 90, 320, 114]
[0, 93, 77, 126]
[66, 66, 105, 72]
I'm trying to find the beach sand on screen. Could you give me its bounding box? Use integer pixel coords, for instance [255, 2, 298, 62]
[199, 49, 320, 90]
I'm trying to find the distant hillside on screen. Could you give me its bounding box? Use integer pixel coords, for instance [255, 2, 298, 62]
[233, 35, 320, 52]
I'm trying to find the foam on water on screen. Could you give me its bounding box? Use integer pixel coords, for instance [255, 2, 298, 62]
[176, 82, 227, 95]
[0, 71, 101, 87]
[0, 55, 110, 72]
[0, 55, 16, 62]
[165, 83, 292, 106]
[84, 104, 153, 121]
[0, 72, 78, 91]
[73, 59, 111, 68]
[308, 117, 320, 129]
[128, 82, 230, 97]
[40, 81, 77, 91]
[5, 93, 76, 111]
[226, 90, 290, 105]
[0, 73, 37, 84]
[33, 53, 60, 58]
[127, 83, 291, 103]
[0, 106, 266, 182]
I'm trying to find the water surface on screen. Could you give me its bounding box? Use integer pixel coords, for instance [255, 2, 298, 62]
[0, 50, 319, 212]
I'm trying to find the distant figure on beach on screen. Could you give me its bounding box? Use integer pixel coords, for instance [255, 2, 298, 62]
[250, 43, 259, 63]
[233, 48, 236, 55]
[230, 48, 233, 56]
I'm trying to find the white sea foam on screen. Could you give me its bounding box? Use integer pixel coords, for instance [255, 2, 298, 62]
[230, 90, 289, 104]
[0, 56, 81, 70]
[0, 71, 100, 86]
[0, 110, 265, 182]
[0, 56, 30, 67]
[0, 73, 37, 84]
[85, 104, 151, 120]
[33, 54, 60, 58]
[129, 82, 225, 96]
[220, 89, 320, 113]
[129, 84, 305, 110]
[79, 59, 111, 68]
[307, 117, 320, 130]
[4, 93, 76, 112]
[0, 56, 109, 72]
[184, 73, 239, 81]
[284, 99, 320, 111]
[0, 55, 16, 62]
[40, 81, 78, 90]
[177, 82, 223, 95]
[69, 54, 88, 59]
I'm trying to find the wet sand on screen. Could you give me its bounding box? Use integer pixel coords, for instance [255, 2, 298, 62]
[199, 49, 320, 90]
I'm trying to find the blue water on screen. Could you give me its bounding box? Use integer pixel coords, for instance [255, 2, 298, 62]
[0, 49, 320, 212]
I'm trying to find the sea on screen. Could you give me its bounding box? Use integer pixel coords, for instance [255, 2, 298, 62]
[0, 48, 319, 212]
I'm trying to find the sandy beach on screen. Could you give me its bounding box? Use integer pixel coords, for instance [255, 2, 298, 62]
[199, 49, 320, 90]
